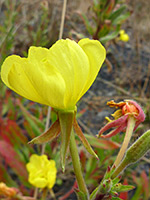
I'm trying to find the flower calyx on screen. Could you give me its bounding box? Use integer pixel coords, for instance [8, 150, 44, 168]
[29, 108, 98, 171]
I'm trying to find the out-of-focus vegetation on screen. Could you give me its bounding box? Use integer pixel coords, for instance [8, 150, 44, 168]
[0, 0, 150, 199]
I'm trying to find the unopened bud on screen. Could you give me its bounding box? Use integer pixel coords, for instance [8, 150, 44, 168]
[124, 129, 150, 163]
[112, 130, 150, 178]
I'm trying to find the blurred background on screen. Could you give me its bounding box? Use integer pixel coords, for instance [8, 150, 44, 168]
[0, 0, 150, 199]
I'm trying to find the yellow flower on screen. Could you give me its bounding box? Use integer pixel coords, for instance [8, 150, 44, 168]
[1, 38, 106, 111]
[1, 38, 106, 170]
[119, 30, 129, 42]
[26, 154, 57, 189]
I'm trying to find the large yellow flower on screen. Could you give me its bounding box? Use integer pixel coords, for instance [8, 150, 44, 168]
[26, 154, 57, 189]
[1, 38, 106, 111]
[1, 38, 106, 170]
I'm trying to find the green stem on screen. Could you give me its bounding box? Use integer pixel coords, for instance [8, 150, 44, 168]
[111, 157, 129, 179]
[113, 116, 136, 168]
[69, 130, 89, 199]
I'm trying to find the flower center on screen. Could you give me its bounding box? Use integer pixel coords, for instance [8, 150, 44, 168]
[122, 102, 139, 116]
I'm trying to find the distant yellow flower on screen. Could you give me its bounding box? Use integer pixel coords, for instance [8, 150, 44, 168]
[26, 154, 57, 189]
[1, 38, 106, 111]
[119, 30, 129, 42]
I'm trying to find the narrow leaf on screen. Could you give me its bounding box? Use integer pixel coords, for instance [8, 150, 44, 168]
[85, 134, 120, 150]
[109, 5, 127, 21]
[114, 183, 135, 192]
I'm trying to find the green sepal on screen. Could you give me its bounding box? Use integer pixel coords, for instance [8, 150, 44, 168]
[90, 186, 99, 200]
[74, 188, 89, 200]
[111, 130, 150, 179]
[28, 119, 60, 144]
[58, 110, 74, 172]
[73, 118, 98, 159]
[112, 176, 121, 185]
[124, 129, 150, 164]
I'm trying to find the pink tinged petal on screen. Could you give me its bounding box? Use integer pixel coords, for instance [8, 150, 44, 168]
[98, 115, 128, 137]
[127, 100, 145, 122]
[126, 100, 145, 131]
[133, 121, 141, 131]
[101, 123, 127, 138]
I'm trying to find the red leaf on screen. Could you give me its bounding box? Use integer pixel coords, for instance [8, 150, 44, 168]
[0, 140, 28, 180]
[119, 179, 128, 200]
[59, 181, 78, 200]
[141, 170, 149, 199]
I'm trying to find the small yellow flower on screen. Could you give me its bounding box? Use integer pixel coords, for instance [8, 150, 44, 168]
[119, 30, 129, 42]
[26, 154, 57, 189]
[1, 38, 106, 111]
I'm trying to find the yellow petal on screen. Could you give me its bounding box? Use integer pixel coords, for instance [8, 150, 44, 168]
[26, 154, 47, 173]
[26, 46, 66, 109]
[1, 55, 46, 104]
[29, 176, 47, 188]
[47, 160, 57, 189]
[78, 38, 106, 101]
[47, 170, 57, 189]
[47, 39, 90, 109]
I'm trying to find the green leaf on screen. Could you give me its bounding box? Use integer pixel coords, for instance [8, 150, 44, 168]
[90, 186, 99, 200]
[100, 28, 120, 43]
[109, 5, 127, 22]
[81, 14, 94, 35]
[112, 12, 130, 25]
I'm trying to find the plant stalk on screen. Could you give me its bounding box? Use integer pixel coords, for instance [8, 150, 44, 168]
[69, 129, 89, 199]
[113, 116, 136, 168]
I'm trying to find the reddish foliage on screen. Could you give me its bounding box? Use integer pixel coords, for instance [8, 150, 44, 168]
[0, 117, 27, 145]
[141, 171, 149, 199]
[119, 178, 128, 200]
[0, 140, 28, 180]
